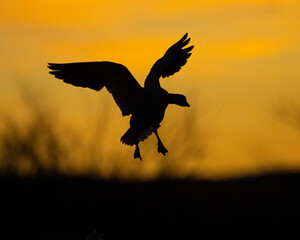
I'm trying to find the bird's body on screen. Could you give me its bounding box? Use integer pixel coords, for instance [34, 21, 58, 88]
[133, 87, 169, 130]
[121, 87, 168, 143]
[48, 33, 193, 160]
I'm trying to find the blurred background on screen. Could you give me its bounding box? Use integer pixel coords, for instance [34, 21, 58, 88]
[0, 0, 300, 179]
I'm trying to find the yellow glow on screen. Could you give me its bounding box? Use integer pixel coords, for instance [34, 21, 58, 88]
[0, 0, 300, 179]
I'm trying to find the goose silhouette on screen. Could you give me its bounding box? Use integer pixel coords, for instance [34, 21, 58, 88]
[48, 33, 193, 160]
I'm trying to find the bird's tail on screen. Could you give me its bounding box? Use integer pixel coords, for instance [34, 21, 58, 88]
[121, 127, 153, 146]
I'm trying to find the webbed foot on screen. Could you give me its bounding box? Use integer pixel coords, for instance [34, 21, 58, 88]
[134, 144, 142, 160]
[158, 143, 168, 156]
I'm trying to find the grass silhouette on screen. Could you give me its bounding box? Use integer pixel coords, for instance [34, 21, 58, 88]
[0, 86, 204, 178]
[0, 87, 299, 239]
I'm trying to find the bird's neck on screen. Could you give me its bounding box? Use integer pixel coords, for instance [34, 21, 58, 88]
[168, 93, 182, 105]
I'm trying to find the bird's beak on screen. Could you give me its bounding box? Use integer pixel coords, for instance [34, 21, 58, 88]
[185, 102, 190, 107]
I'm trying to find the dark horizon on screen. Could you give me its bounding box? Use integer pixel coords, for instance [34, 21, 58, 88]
[1, 171, 300, 239]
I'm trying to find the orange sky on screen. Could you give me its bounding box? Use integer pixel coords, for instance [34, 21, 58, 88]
[0, 0, 300, 179]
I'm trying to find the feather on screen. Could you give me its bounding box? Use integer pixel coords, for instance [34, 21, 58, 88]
[48, 61, 144, 116]
[144, 33, 194, 88]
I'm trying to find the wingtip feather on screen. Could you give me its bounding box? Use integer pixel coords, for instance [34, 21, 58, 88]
[48, 63, 60, 70]
[181, 38, 191, 48]
[183, 45, 194, 53]
[176, 33, 188, 45]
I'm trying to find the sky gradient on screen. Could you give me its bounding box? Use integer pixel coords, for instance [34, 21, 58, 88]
[1, 0, 300, 178]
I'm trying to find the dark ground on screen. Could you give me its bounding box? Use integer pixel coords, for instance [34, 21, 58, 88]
[1, 172, 300, 239]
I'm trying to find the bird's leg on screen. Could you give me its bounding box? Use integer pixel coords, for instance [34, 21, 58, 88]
[134, 144, 142, 161]
[154, 129, 168, 156]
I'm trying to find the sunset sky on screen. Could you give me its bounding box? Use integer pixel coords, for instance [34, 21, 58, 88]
[0, 0, 300, 179]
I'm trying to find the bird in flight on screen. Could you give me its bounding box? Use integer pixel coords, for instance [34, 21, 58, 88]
[48, 33, 193, 160]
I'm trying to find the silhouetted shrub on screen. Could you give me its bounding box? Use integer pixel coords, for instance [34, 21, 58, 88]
[0, 86, 205, 178]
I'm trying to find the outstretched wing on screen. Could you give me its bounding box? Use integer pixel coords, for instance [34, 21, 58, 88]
[48, 61, 144, 116]
[144, 33, 194, 88]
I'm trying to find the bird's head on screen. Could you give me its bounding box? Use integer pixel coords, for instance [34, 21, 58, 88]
[169, 94, 190, 107]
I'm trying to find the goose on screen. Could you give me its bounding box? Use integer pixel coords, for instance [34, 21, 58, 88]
[48, 33, 193, 160]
